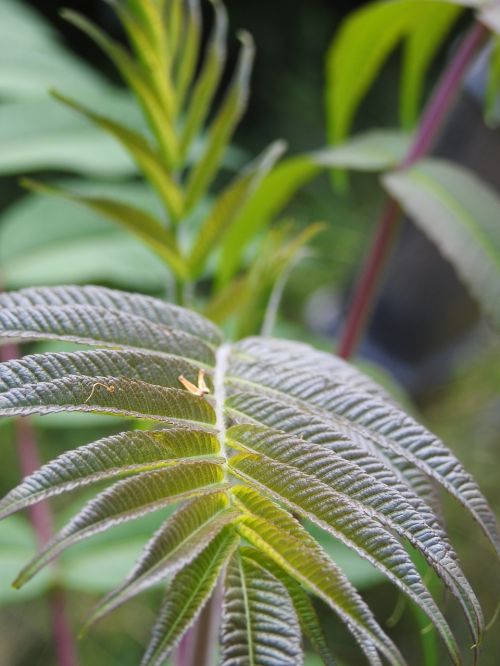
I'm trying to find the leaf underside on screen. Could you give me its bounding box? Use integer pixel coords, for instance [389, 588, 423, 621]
[0, 284, 498, 665]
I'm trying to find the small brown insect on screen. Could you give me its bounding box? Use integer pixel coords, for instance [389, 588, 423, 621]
[178, 369, 210, 396]
[84, 382, 116, 404]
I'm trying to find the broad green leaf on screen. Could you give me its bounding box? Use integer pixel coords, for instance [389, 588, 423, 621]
[61, 537, 146, 594]
[85, 493, 237, 628]
[400, 4, 462, 128]
[188, 141, 286, 276]
[216, 130, 409, 288]
[326, 1, 413, 146]
[184, 30, 255, 213]
[62, 10, 178, 166]
[0, 429, 221, 519]
[312, 129, 411, 171]
[1, 232, 169, 292]
[179, 0, 228, 162]
[326, 0, 463, 144]
[20, 178, 186, 278]
[141, 526, 239, 665]
[0, 182, 170, 293]
[51, 91, 183, 221]
[13, 461, 226, 587]
[0, 99, 136, 177]
[221, 550, 303, 666]
[383, 158, 500, 330]
[0, 0, 120, 100]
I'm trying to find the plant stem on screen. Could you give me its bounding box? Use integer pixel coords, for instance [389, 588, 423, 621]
[174, 583, 222, 666]
[1, 342, 78, 666]
[337, 20, 488, 360]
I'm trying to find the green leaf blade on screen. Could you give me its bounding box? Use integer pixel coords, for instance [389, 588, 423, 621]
[86, 493, 237, 628]
[13, 462, 227, 588]
[384, 158, 500, 330]
[222, 550, 304, 666]
[0, 428, 221, 520]
[141, 526, 239, 666]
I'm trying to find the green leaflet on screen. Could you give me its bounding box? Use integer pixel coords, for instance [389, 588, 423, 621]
[0, 374, 216, 424]
[141, 526, 239, 666]
[21, 178, 187, 278]
[226, 336, 500, 559]
[13, 461, 227, 588]
[179, 0, 228, 161]
[113, 1, 176, 120]
[0, 429, 221, 520]
[210, 223, 324, 338]
[184, 29, 255, 214]
[62, 10, 178, 166]
[222, 550, 303, 666]
[384, 158, 500, 330]
[174, 0, 202, 108]
[49, 91, 183, 222]
[242, 548, 336, 666]
[234, 512, 404, 666]
[84, 494, 238, 630]
[0, 285, 222, 345]
[229, 453, 461, 662]
[188, 141, 286, 277]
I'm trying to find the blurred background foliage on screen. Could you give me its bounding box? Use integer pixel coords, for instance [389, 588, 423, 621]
[0, 1, 500, 665]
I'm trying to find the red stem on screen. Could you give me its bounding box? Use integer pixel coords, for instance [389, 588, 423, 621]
[174, 582, 222, 666]
[337, 20, 488, 360]
[1, 342, 78, 666]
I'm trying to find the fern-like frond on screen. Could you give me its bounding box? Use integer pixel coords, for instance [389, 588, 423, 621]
[1, 285, 498, 665]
